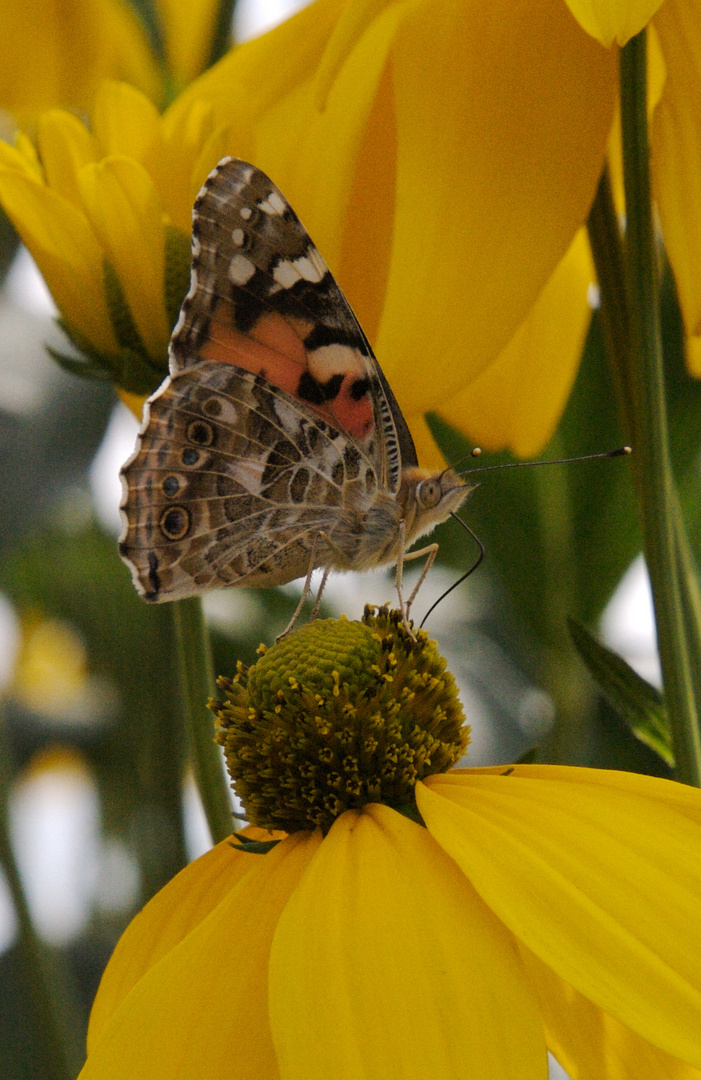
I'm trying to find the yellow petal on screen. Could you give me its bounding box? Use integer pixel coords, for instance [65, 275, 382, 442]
[171, 0, 347, 130]
[117, 389, 148, 420]
[563, 0, 664, 46]
[313, 0, 392, 108]
[35, 110, 100, 206]
[77, 156, 170, 360]
[0, 169, 119, 354]
[88, 836, 255, 1047]
[81, 832, 319, 1080]
[0, 0, 161, 125]
[445, 762, 701, 823]
[0, 138, 43, 179]
[158, 0, 223, 88]
[418, 770, 701, 1067]
[687, 334, 701, 377]
[520, 942, 701, 1080]
[253, 2, 404, 276]
[652, 0, 701, 342]
[269, 805, 547, 1080]
[158, 99, 233, 233]
[373, 0, 616, 430]
[438, 229, 594, 457]
[91, 80, 162, 162]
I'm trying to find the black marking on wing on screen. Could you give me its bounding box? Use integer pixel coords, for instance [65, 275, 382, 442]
[147, 551, 161, 598]
[303, 322, 368, 353]
[297, 371, 344, 405]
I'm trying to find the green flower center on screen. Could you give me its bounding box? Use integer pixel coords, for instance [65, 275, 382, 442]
[211, 606, 469, 833]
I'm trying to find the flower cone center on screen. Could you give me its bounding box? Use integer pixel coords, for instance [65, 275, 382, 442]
[212, 606, 469, 833]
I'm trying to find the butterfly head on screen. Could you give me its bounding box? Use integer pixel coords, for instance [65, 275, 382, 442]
[401, 467, 474, 543]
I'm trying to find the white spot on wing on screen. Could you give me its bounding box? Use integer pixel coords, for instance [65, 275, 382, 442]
[308, 344, 366, 379]
[273, 260, 302, 288]
[232, 228, 245, 246]
[293, 255, 325, 283]
[240, 207, 252, 220]
[259, 191, 286, 215]
[228, 254, 256, 285]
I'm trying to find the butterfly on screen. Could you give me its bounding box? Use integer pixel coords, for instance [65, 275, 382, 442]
[119, 158, 471, 626]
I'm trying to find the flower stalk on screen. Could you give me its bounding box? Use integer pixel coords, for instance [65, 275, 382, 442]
[604, 30, 701, 786]
[171, 599, 233, 842]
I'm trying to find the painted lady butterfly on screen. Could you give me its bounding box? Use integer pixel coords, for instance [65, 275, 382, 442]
[119, 158, 470, 621]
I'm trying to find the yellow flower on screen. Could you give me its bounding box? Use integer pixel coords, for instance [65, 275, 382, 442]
[0, 0, 225, 125]
[0, 0, 160, 125]
[78, 612, 701, 1079]
[164, 0, 617, 462]
[167, 0, 701, 460]
[0, 80, 235, 397]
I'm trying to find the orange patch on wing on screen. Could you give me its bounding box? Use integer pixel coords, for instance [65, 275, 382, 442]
[199, 301, 375, 440]
[331, 378, 374, 438]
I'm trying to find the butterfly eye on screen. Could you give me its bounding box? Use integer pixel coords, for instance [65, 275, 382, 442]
[416, 478, 442, 509]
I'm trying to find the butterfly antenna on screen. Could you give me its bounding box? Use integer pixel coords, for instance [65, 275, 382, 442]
[421, 446, 631, 627]
[419, 514, 484, 629]
[438, 446, 483, 482]
[456, 445, 631, 478]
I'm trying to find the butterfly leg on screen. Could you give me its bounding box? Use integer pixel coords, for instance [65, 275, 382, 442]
[402, 543, 439, 621]
[395, 520, 439, 629]
[310, 566, 331, 621]
[276, 534, 324, 642]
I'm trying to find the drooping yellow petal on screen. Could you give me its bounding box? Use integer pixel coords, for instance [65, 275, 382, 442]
[91, 81, 162, 163]
[0, 0, 161, 125]
[158, 0, 223, 88]
[0, 169, 119, 355]
[269, 805, 547, 1080]
[78, 157, 170, 359]
[170, 0, 347, 137]
[519, 942, 701, 1080]
[563, 0, 665, 47]
[253, 1, 404, 277]
[438, 229, 594, 456]
[117, 390, 148, 421]
[35, 111, 100, 207]
[652, 0, 701, 348]
[313, 0, 392, 109]
[81, 832, 319, 1080]
[88, 834, 276, 1046]
[158, 98, 235, 232]
[373, 0, 616, 427]
[418, 769, 701, 1067]
[0, 138, 43, 179]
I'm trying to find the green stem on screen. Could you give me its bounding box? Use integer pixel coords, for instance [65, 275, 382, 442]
[619, 31, 701, 785]
[0, 709, 81, 1080]
[172, 599, 234, 842]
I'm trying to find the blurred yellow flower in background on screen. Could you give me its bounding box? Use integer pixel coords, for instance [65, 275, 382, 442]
[0, 0, 227, 127]
[0, 80, 235, 400]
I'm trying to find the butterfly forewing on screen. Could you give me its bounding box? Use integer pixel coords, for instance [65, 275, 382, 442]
[172, 159, 413, 490]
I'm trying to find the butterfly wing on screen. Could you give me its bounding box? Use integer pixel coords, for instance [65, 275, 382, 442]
[119, 158, 417, 601]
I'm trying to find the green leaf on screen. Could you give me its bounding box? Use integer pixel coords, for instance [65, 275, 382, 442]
[568, 617, 674, 766]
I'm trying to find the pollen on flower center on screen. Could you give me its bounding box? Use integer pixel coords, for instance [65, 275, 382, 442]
[211, 605, 469, 833]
